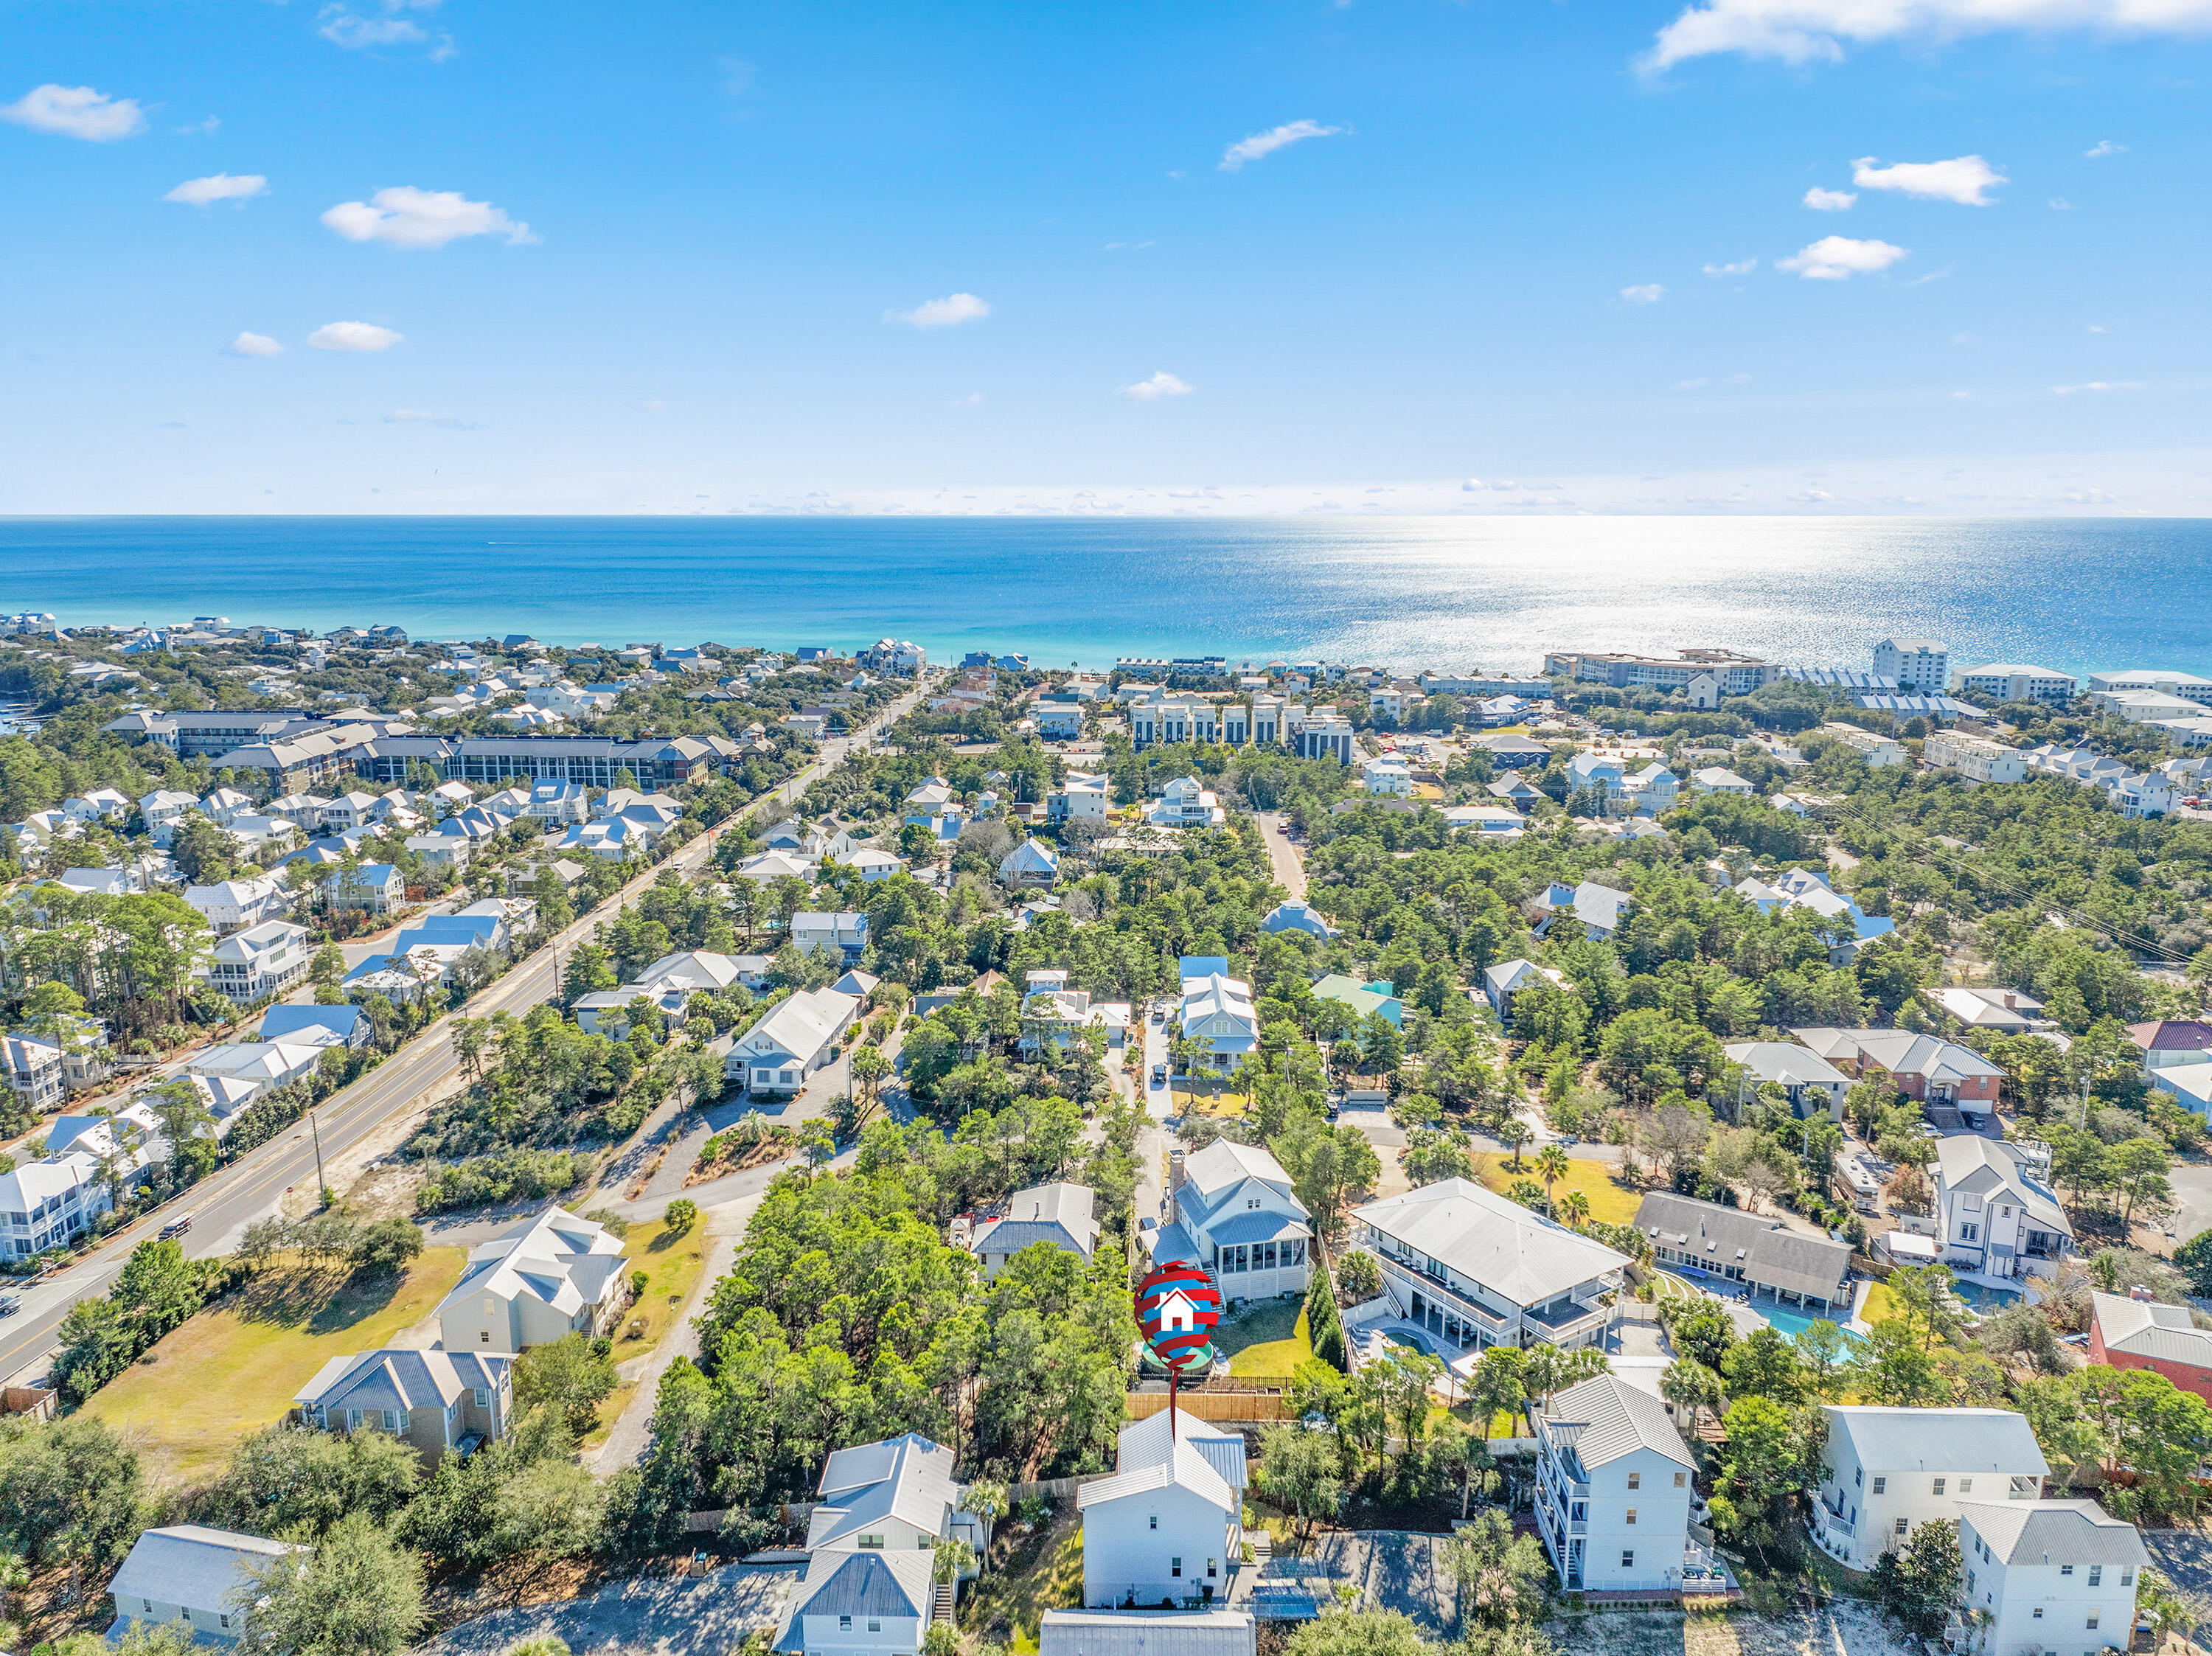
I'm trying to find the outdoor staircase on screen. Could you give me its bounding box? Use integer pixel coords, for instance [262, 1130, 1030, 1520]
[932, 1584, 956, 1626]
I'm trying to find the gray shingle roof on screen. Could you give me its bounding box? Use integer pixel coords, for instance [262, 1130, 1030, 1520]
[1633, 1191, 1854, 1301]
[1955, 1497, 2147, 1568]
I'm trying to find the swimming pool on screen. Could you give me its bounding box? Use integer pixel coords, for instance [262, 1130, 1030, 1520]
[1952, 1280, 2021, 1310]
[1750, 1304, 1862, 1343]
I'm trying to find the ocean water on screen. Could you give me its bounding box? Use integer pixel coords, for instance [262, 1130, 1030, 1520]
[4, 515, 2210, 677]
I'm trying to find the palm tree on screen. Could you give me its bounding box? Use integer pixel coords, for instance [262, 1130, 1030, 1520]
[1557, 1189, 1592, 1229]
[1498, 1117, 1532, 1171]
[1660, 1358, 1722, 1435]
[849, 1044, 888, 1117]
[1534, 1143, 1569, 1216]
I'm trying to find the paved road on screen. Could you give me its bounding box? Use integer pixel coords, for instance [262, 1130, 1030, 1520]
[0, 684, 927, 1385]
[1256, 812, 1309, 901]
[2163, 1160, 2212, 1248]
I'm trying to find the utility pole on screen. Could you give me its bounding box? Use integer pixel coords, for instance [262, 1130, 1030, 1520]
[308, 1106, 327, 1208]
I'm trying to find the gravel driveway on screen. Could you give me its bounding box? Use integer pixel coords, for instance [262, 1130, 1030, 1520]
[419, 1561, 800, 1655]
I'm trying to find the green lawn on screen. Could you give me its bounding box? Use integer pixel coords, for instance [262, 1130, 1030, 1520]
[1472, 1152, 1643, 1225]
[83, 1248, 466, 1486]
[580, 1214, 715, 1450]
[1860, 1280, 1899, 1326]
[1215, 1300, 1313, 1377]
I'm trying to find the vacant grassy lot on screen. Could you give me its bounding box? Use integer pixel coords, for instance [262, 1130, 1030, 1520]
[1860, 1279, 1899, 1326]
[1216, 1300, 1312, 1377]
[1472, 1152, 1642, 1225]
[963, 1508, 1083, 1654]
[83, 1247, 465, 1485]
[579, 1215, 715, 1450]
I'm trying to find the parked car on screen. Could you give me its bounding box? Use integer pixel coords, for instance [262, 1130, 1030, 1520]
[1152, 1063, 1168, 1086]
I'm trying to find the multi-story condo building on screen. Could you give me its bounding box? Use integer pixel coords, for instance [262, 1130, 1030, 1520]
[1534, 1373, 1697, 1595]
[1923, 731, 2028, 784]
[1347, 1179, 1630, 1355]
[1952, 664, 2078, 704]
[1872, 637, 1949, 692]
[1540, 649, 1776, 696]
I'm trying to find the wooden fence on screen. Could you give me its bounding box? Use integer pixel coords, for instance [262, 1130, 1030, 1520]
[1127, 1389, 1294, 1423]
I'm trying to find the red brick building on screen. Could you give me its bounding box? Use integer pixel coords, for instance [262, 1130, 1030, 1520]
[2090, 1287, 2212, 1406]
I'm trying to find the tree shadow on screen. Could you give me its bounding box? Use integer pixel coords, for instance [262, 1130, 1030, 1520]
[230, 1263, 407, 1335]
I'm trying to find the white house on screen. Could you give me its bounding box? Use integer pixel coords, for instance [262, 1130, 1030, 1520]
[970, 1182, 1099, 1276]
[1079, 1412, 1247, 1610]
[1924, 731, 2028, 785]
[108, 1524, 296, 1645]
[184, 874, 292, 935]
[1529, 880, 1632, 942]
[1956, 1497, 2145, 1656]
[139, 789, 200, 844]
[1688, 765, 1754, 796]
[1148, 776, 1225, 829]
[203, 919, 313, 1003]
[574, 950, 756, 1034]
[1482, 959, 1571, 1029]
[729, 985, 863, 1092]
[847, 847, 906, 883]
[1261, 900, 1339, 941]
[434, 1207, 630, 1354]
[1148, 1138, 1310, 1305]
[1018, 970, 1132, 1054]
[0, 1034, 67, 1113]
[1000, 837, 1061, 889]
[775, 1433, 992, 1656]
[1930, 1135, 2073, 1283]
[187, 1037, 330, 1092]
[526, 781, 591, 824]
[1534, 1372, 1697, 1594]
[324, 863, 405, 914]
[1720, 1040, 1851, 1121]
[1349, 1179, 1630, 1359]
[1874, 638, 1950, 693]
[1359, 757, 1413, 797]
[791, 910, 869, 962]
[1176, 960, 1258, 1072]
[1809, 1406, 2048, 1570]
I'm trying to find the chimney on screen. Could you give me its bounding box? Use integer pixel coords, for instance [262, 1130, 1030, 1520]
[2131, 1285, 2155, 1302]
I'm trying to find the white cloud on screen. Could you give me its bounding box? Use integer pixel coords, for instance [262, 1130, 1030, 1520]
[321, 186, 532, 248]
[1644, 0, 2212, 70]
[1119, 371, 1194, 401]
[165, 173, 268, 206]
[318, 0, 444, 49]
[307, 320, 403, 351]
[2052, 380, 2140, 393]
[0, 84, 145, 142]
[2087, 323, 2105, 333]
[1675, 377, 1711, 389]
[229, 331, 284, 357]
[2049, 196, 2074, 209]
[1790, 489, 1836, 502]
[384, 408, 479, 428]
[1703, 257, 1758, 275]
[951, 392, 984, 406]
[1851, 154, 2005, 205]
[1777, 235, 1908, 279]
[1803, 186, 1857, 211]
[1219, 119, 1341, 172]
[1621, 283, 1666, 304]
[891, 293, 991, 328]
[2085, 138, 2127, 157]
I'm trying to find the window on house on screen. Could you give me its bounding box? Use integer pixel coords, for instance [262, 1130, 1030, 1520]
[869, 1620, 882, 1633]
[1896, 1518, 1909, 1537]
[1932, 1478, 1945, 1496]
[1959, 1478, 1972, 1493]
[2123, 1569, 2136, 1586]
[2087, 1612, 2100, 1630]
[1172, 1559, 1183, 1578]
[1208, 1559, 1217, 1579]
[220, 1614, 232, 1629]
[2033, 1609, 2044, 1620]
[1855, 1468, 1863, 1488]
[143, 1601, 153, 1614]
[1627, 1472, 1640, 1490]
[840, 1617, 853, 1632]
[1674, 1472, 1686, 1488]
[1620, 1551, 1635, 1570]
[1871, 1477, 1885, 1494]
[2062, 1565, 2073, 1577]
[2089, 1566, 2102, 1587]
[1626, 1509, 1637, 1525]
[860, 1535, 884, 1549]
[480, 1331, 491, 1345]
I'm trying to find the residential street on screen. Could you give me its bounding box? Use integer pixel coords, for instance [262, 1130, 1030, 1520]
[1256, 811, 1308, 900]
[0, 684, 925, 1387]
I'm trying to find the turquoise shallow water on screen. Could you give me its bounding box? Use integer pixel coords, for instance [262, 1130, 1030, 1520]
[4, 515, 2210, 675]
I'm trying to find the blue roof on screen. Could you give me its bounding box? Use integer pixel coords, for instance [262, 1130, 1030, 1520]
[405, 913, 502, 945]
[259, 1004, 365, 1043]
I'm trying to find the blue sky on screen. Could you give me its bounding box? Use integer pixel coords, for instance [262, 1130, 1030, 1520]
[4, 0, 2210, 515]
